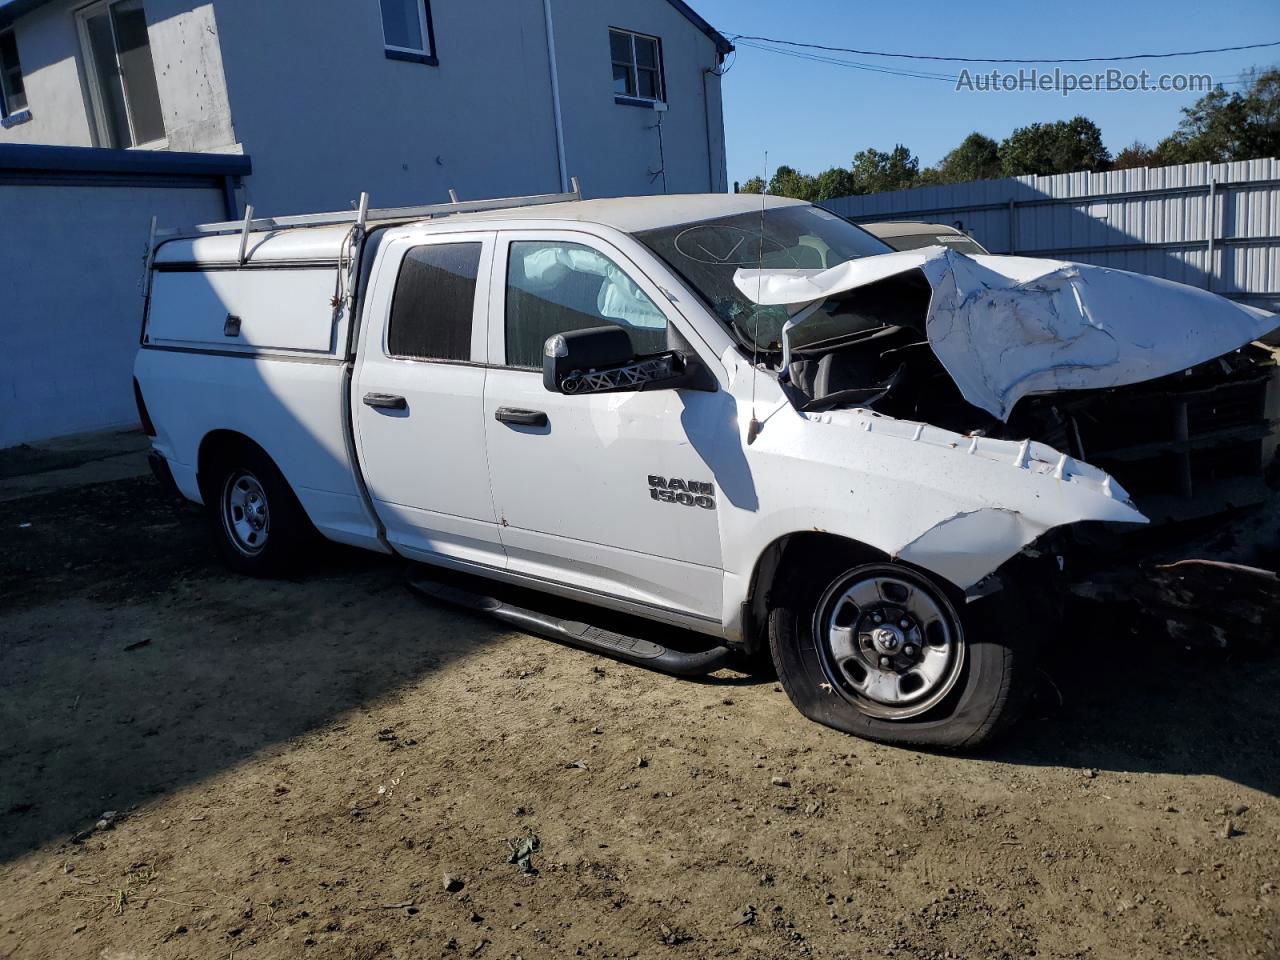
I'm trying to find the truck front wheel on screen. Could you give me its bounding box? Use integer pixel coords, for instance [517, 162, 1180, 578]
[204, 445, 314, 577]
[768, 559, 1038, 750]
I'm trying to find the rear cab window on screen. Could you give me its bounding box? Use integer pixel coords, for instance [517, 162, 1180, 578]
[387, 242, 483, 361]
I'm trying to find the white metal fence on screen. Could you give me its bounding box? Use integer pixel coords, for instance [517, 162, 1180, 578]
[822, 158, 1280, 312]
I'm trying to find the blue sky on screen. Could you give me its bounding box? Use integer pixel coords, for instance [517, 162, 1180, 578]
[690, 0, 1280, 186]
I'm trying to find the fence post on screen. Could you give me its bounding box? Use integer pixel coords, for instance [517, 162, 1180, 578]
[1205, 175, 1216, 291]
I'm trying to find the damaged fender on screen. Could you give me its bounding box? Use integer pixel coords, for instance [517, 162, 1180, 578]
[721, 375, 1148, 599]
[735, 248, 1280, 420]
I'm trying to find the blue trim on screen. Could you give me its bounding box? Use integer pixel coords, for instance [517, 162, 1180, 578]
[1, 107, 30, 128]
[221, 174, 241, 220]
[0, 0, 46, 29]
[614, 95, 662, 109]
[662, 0, 732, 56]
[385, 48, 437, 66]
[0, 142, 251, 177]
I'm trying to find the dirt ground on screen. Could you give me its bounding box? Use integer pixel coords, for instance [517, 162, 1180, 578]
[1, 472, 1277, 960]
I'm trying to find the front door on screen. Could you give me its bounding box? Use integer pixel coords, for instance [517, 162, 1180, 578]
[353, 230, 505, 568]
[482, 232, 729, 627]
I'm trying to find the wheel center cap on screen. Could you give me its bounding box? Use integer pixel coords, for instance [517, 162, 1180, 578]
[871, 625, 904, 654]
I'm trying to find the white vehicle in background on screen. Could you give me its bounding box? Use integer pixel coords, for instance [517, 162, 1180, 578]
[860, 220, 989, 255]
[134, 187, 1280, 749]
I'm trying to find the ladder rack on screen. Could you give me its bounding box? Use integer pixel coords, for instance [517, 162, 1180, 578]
[155, 177, 582, 241]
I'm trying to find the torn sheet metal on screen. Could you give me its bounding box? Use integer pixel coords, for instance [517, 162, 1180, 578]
[735, 248, 1280, 420]
[893, 507, 1050, 589]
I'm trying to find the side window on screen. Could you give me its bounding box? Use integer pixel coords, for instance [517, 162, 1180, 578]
[387, 242, 482, 362]
[609, 28, 663, 102]
[77, 0, 167, 148]
[0, 28, 27, 119]
[504, 240, 668, 369]
[380, 0, 437, 64]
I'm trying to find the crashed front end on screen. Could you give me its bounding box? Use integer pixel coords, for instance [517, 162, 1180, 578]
[734, 248, 1280, 643]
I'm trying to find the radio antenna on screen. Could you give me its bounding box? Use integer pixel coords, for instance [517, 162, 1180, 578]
[746, 151, 767, 445]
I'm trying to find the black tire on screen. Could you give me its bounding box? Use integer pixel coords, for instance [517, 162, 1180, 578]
[768, 554, 1039, 750]
[203, 444, 315, 578]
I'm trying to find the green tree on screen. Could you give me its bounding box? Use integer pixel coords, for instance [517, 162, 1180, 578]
[811, 166, 860, 200]
[998, 116, 1111, 176]
[934, 132, 1002, 184]
[849, 145, 920, 194]
[1112, 141, 1158, 170]
[768, 164, 817, 200]
[740, 156, 911, 200]
[1155, 67, 1280, 164]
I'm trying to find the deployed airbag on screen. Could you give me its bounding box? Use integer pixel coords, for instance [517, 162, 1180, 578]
[735, 248, 1280, 420]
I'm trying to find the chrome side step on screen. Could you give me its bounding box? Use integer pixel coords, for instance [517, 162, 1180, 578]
[408, 579, 734, 677]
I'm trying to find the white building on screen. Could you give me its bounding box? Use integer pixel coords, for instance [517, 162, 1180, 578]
[0, 0, 732, 213]
[0, 0, 732, 447]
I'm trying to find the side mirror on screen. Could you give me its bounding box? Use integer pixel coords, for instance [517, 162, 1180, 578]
[542, 326, 713, 395]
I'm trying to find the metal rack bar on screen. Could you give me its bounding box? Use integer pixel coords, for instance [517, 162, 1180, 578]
[154, 181, 584, 241]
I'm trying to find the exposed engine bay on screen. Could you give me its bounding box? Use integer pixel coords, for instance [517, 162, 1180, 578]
[635, 203, 1280, 648]
[781, 268, 1280, 523]
[738, 248, 1280, 648]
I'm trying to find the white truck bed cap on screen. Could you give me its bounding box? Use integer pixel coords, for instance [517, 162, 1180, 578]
[155, 225, 355, 266]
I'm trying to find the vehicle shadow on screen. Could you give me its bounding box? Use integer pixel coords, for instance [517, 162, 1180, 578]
[404, 561, 772, 688]
[431, 558, 1280, 795]
[983, 625, 1280, 798]
[3, 476, 1274, 873]
[0, 477, 512, 865]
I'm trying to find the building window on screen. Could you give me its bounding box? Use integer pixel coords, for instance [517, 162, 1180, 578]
[380, 0, 437, 65]
[610, 28, 663, 103]
[0, 28, 26, 118]
[387, 243, 482, 362]
[76, 0, 166, 148]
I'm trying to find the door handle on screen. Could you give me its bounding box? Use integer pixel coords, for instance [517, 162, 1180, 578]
[495, 406, 548, 427]
[363, 392, 407, 410]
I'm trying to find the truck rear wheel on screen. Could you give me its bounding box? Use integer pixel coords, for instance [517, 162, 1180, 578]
[204, 445, 314, 577]
[768, 558, 1038, 750]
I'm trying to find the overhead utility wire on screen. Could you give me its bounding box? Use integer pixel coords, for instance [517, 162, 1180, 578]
[733, 39, 961, 82]
[737, 41, 1263, 87]
[726, 35, 1280, 64]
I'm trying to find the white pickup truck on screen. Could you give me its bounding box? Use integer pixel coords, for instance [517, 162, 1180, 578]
[135, 187, 1280, 749]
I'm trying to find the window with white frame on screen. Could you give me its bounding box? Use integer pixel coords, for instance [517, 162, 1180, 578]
[0, 28, 26, 118]
[380, 0, 437, 64]
[610, 28, 663, 102]
[76, 0, 166, 148]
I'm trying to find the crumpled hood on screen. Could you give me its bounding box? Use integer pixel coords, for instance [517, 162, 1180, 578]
[735, 247, 1280, 420]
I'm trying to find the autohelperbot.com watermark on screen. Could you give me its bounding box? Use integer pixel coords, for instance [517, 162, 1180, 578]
[956, 67, 1214, 97]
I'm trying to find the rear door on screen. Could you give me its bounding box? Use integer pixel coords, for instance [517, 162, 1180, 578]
[481, 231, 730, 628]
[353, 230, 505, 567]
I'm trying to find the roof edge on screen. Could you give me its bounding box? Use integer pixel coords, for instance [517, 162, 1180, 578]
[0, 143, 251, 177]
[3, 0, 734, 55]
[664, 0, 733, 56]
[0, 0, 46, 29]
